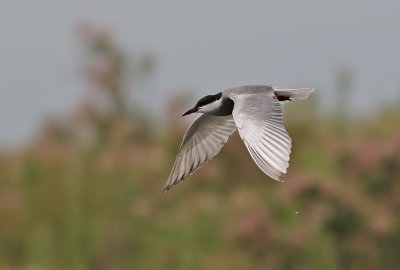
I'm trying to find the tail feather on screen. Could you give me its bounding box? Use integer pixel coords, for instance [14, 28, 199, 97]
[274, 88, 315, 100]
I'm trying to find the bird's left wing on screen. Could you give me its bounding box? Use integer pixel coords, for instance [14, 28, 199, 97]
[164, 114, 237, 191]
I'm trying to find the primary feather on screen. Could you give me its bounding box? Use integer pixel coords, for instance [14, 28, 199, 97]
[164, 114, 237, 191]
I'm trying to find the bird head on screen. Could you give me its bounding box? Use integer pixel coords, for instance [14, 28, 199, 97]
[182, 92, 223, 116]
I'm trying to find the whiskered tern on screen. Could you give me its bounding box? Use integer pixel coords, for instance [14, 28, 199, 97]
[164, 85, 315, 191]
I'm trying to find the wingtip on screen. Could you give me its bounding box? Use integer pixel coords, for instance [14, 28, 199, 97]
[162, 184, 171, 193]
[268, 169, 287, 182]
[163, 181, 177, 193]
[272, 174, 286, 182]
[277, 171, 287, 182]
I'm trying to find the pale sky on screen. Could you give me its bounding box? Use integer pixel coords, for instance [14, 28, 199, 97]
[1, 0, 400, 146]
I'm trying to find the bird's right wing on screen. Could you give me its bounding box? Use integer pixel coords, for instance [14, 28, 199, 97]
[228, 90, 292, 181]
[164, 114, 237, 191]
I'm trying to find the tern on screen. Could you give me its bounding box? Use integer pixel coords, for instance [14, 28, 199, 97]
[164, 85, 315, 191]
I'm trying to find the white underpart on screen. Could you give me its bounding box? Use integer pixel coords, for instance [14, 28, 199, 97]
[198, 98, 223, 114]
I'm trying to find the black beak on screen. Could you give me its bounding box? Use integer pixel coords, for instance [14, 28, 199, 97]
[182, 107, 198, 116]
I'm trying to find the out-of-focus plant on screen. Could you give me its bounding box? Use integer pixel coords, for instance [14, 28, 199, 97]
[334, 66, 353, 132]
[70, 23, 157, 147]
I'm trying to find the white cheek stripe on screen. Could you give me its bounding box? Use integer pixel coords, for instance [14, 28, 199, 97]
[200, 99, 223, 113]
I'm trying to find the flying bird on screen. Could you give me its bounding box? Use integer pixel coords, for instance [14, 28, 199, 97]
[164, 85, 315, 191]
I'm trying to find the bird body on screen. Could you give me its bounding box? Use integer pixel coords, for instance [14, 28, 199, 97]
[164, 85, 315, 191]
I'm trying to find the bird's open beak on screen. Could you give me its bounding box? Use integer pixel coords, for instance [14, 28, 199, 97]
[182, 107, 198, 116]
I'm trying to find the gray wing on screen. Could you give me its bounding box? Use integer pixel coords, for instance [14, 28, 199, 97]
[164, 114, 237, 191]
[228, 90, 292, 181]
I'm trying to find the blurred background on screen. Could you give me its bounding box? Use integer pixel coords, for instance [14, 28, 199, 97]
[1, 1, 400, 269]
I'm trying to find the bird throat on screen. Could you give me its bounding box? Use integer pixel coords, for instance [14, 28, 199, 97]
[212, 97, 234, 116]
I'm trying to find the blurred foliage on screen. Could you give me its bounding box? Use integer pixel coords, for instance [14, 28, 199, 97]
[1, 25, 400, 270]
